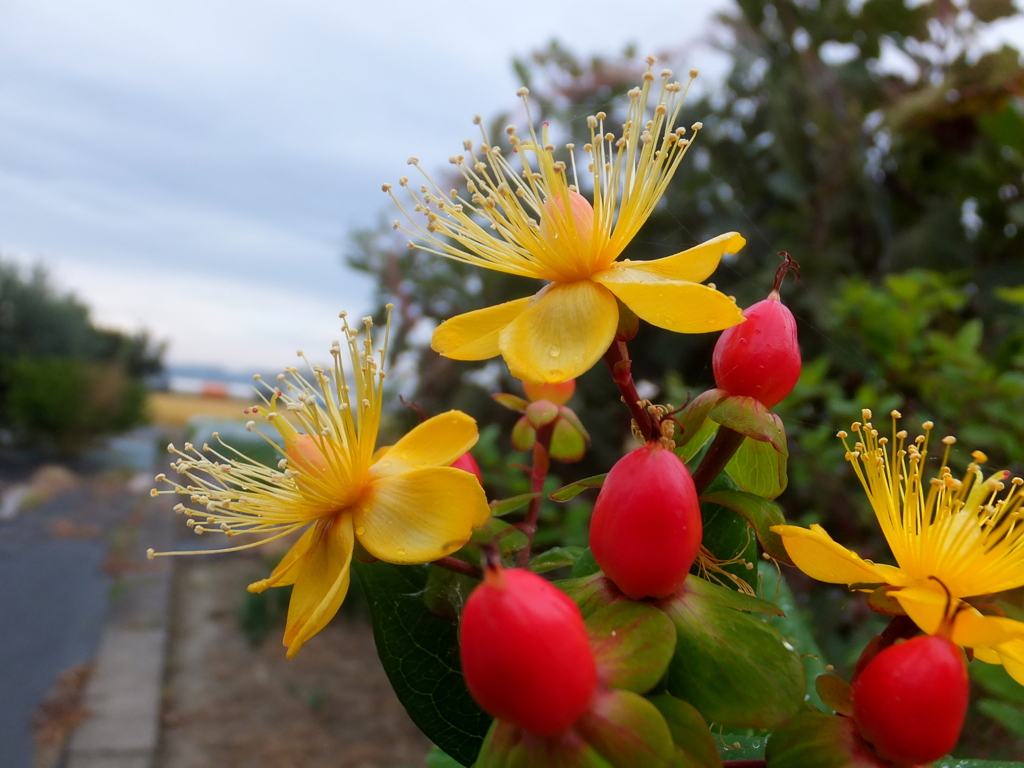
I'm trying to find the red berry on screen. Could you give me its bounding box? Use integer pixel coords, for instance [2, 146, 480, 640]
[450, 452, 484, 485]
[852, 635, 968, 764]
[460, 568, 597, 737]
[589, 442, 702, 600]
[712, 294, 801, 408]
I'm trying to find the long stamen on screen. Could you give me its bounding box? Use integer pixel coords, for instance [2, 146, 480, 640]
[841, 411, 1024, 597]
[150, 307, 394, 557]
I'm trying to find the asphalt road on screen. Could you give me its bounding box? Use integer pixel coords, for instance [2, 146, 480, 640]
[0, 432, 156, 768]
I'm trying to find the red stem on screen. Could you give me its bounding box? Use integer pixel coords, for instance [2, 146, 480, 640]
[430, 556, 482, 579]
[603, 341, 654, 442]
[517, 422, 554, 566]
[692, 426, 746, 495]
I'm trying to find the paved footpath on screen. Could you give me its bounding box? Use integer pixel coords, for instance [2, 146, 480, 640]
[65, 489, 174, 768]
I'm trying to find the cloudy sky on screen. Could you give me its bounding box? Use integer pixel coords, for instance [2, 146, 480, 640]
[0, 0, 740, 372]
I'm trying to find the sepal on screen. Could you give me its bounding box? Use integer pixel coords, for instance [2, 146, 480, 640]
[765, 712, 888, 768]
[493, 393, 530, 413]
[659, 577, 804, 728]
[815, 674, 854, 717]
[648, 695, 723, 768]
[586, 602, 677, 693]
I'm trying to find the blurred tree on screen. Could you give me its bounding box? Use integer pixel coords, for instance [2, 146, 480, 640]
[348, 0, 1023, 475]
[0, 258, 164, 455]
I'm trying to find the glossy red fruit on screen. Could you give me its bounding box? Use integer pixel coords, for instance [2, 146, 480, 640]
[852, 635, 969, 764]
[713, 292, 801, 409]
[589, 442, 702, 600]
[460, 567, 597, 737]
[450, 452, 484, 485]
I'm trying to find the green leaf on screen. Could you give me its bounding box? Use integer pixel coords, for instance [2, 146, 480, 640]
[676, 417, 719, 463]
[353, 560, 490, 766]
[529, 546, 585, 573]
[586, 602, 676, 694]
[972, 661, 1024, 705]
[660, 577, 805, 728]
[934, 760, 1024, 767]
[698, 490, 792, 565]
[764, 711, 878, 768]
[969, 0, 1018, 22]
[424, 564, 478, 620]
[717, 728, 769, 761]
[977, 699, 1024, 738]
[995, 284, 1024, 306]
[683, 571, 784, 616]
[814, 675, 853, 717]
[489, 493, 541, 517]
[760, 567, 830, 712]
[699, 499, 759, 592]
[709, 395, 788, 456]
[569, 547, 601, 578]
[470, 517, 528, 556]
[676, 390, 726, 450]
[725, 437, 788, 500]
[550, 474, 607, 502]
[647, 695, 722, 768]
[425, 745, 465, 768]
[575, 690, 676, 768]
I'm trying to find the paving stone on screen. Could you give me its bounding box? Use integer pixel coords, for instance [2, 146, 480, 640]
[68, 629, 166, 755]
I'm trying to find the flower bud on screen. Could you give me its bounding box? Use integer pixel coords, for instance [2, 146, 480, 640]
[852, 635, 968, 764]
[589, 442, 702, 599]
[460, 567, 597, 737]
[523, 379, 575, 406]
[712, 293, 800, 409]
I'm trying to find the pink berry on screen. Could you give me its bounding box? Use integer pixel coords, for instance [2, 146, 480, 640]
[712, 293, 801, 408]
[853, 635, 968, 764]
[460, 568, 597, 737]
[450, 452, 484, 485]
[589, 442, 702, 600]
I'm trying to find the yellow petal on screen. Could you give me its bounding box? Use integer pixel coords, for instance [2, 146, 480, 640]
[974, 645, 1002, 664]
[282, 516, 354, 658]
[498, 280, 618, 383]
[620, 232, 746, 284]
[432, 297, 533, 361]
[772, 524, 896, 585]
[995, 639, 1024, 686]
[373, 411, 478, 477]
[591, 267, 743, 334]
[356, 466, 490, 564]
[248, 525, 318, 593]
[891, 585, 1024, 647]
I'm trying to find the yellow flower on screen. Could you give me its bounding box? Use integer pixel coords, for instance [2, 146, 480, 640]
[150, 309, 490, 657]
[773, 409, 1024, 684]
[386, 59, 745, 383]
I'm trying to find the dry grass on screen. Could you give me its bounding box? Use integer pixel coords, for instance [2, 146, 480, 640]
[148, 392, 255, 428]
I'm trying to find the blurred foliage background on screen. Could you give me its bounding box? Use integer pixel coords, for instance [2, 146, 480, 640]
[0, 259, 163, 456]
[347, 0, 1024, 758]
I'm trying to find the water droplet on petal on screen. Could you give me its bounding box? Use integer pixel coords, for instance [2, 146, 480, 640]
[397, 548, 406, 557]
[549, 345, 561, 358]
[356, 526, 366, 536]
